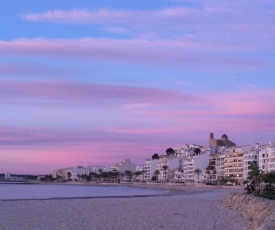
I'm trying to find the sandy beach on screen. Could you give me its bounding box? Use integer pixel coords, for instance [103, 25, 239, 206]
[0, 184, 250, 230]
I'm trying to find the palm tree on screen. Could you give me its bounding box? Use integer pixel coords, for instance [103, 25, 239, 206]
[247, 163, 266, 195]
[124, 171, 133, 182]
[194, 168, 203, 182]
[134, 171, 142, 181]
[154, 170, 160, 183]
[89, 172, 97, 182]
[98, 169, 103, 181]
[162, 165, 169, 182]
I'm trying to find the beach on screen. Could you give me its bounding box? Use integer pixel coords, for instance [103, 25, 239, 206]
[0, 184, 250, 230]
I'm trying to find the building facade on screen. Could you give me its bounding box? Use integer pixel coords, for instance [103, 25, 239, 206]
[259, 142, 275, 173]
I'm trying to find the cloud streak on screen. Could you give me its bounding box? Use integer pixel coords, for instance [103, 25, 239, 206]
[0, 38, 269, 71]
[0, 79, 195, 106]
[21, 3, 275, 47]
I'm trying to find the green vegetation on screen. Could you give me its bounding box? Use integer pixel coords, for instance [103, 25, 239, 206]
[152, 153, 160, 160]
[194, 148, 201, 155]
[154, 170, 160, 182]
[166, 148, 175, 155]
[194, 168, 202, 182]
[162, 165, 169, 182]
[245, 164, 275, 200]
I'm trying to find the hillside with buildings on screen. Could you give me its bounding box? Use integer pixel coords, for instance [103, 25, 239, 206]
[49, 133, 275, 185]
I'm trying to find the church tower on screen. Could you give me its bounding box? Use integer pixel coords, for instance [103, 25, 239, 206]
[209, 133, 214, 147]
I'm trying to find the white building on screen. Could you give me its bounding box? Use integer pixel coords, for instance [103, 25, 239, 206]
[157, 156, 183, 182]
[183, 151, 210, 182]
[85, 165, 110, 174]
[243, 144, 259, 180]
[143, 159, 158, 181]
[114, 159, 136, 174]
[71, 166, 85, 180]
[5, 172, 11, 179]
[52, 167, 74, 180]
[259, 141, 275, 173]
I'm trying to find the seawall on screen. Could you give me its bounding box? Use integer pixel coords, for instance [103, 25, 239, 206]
[222, 193, 275, 230]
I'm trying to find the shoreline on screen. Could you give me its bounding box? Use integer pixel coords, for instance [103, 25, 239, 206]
[0, 185, 250, 230]
[0, 180, 245, 196]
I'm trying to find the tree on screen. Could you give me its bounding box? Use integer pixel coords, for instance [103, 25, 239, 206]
[162, 165, 169, 182]
[98, 169, 103, 181]
[134, 171, 142, 181]
[124, 171, 133, 182]
[263, 172, 275, 197]
[154, 170, 160, 183]
[247, 163, 266, 195]
[194, 148, 201, 155]
[89, 172, 97, 182]
[110, 170, 119, 183]
[166, 148, 174, 156]
[66, 172, 72, 181]
[194, 168, 203, 182]
[152, 153, 160, 160]
[79, 174, 89, 182]
[265, 171, 275, 184]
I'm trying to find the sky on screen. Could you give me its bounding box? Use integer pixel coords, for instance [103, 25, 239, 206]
[1, 0, 275, 174]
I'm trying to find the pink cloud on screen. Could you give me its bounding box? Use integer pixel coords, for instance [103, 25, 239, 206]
[123, 89, 275, 132]
[0, 79, 195, 106]
[0, 126, 177, 174]
[0, 38, 269, 71]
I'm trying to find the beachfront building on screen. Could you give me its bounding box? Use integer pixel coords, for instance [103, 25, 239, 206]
[183, 155, 195, 182]
[224, 146, 244, 185]
[85, 165, 110, 174]
[143, 159, 158, 181]
[4, 172, 11, 180]
[174, 144, 206, 158]
[71, 166, 85, 180]
[113, 159, 136, 174]
[52, 168, 68, 179]
[215, 153, 226, 182]
[208, 144, 261, 183]
[243, 144, 260, 180]
[259, 141, 275, 173]
[155, 155, 183, 182]
[207, 147, 227, 183]
[183, 150, 210, 182]
[156, 155, 169, 182]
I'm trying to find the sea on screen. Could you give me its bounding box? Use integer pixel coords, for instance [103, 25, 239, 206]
[0, 183, 168, 200]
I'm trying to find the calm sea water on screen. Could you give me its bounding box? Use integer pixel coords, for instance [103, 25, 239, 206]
[0, 183, 168, 200]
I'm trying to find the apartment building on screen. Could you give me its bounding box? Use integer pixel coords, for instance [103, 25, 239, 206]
[243, 144, 259, 180]
[259, 141, 275, 173]
[143, 159, 158, 181]
[85, 165, 110, 174]
[113, 159, 136, 174]
[183, 151, 209, 182]
[224, 146, 244, 185]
